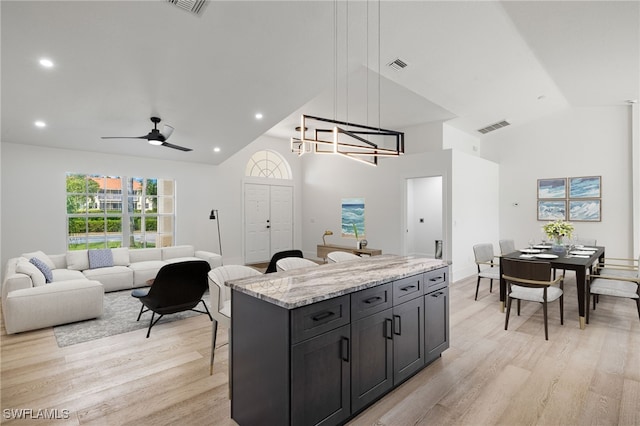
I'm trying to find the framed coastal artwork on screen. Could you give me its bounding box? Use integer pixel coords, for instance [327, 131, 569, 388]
[537, 178, 566, 199]
[569, 199, 601, 221]
[537, 175, 601, 221]
[341, 198, 365, 238]
[537, 200, 567, 221]
[569, 176, 601, 198]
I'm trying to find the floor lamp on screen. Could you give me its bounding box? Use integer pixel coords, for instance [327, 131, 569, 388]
[209, 209, 223, 263]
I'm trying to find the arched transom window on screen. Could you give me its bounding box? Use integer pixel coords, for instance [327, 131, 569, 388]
[245, 150, 292, 179]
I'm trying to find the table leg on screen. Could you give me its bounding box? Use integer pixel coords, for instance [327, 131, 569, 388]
[499, 261, 506, 313]
[576, 267, 586, 329]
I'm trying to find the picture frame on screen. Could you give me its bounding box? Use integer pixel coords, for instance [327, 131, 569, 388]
[569, 176, 601, 198]
[341, 198, 365, 238]
[537, 178, 566, 199]
[569, 199, 601, 221]
[537, 200, 567, 221]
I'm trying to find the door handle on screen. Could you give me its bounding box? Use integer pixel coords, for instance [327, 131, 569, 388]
[312, 311, 335, 322]
[364, 296, 382, 304]
[384, 318, 393, 339]
[400, 284, 417, 292]
[341, 337, 350, 362]
[393, 314, 401, 335]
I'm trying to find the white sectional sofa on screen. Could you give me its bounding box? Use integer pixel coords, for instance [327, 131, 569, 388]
[2, 245, 222, 334]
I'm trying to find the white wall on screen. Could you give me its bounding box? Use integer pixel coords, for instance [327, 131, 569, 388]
[443, 122, 481, 156]
[451, 150, 500, 280]
[299, 148, 453, 263]
[0, 137, 301, 272]
[484, 106, 633, 258]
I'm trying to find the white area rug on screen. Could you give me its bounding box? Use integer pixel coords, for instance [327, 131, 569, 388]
[53, 289, 211, 347]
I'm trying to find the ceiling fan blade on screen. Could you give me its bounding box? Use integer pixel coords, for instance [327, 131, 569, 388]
[161, 124, 174, 140]
[101, 136, 148, 140]
[162, 142, 193, 152]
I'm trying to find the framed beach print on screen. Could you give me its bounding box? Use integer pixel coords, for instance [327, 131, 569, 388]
[537, 178, 566, 199]
[537, 200, 567, 221]
[569, 176, 601, 198]
[341, 198, 365, 238]
[569, 199, 601, 221]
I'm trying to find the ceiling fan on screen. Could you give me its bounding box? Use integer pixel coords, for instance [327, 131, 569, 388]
[101, 117, 193, 151]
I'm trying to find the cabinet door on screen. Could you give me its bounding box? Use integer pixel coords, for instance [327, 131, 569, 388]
[425, 287, 449, 364]
[351, 308, 393, 412]
[291, 325, 351, 426]
[392, 296, 424, 385]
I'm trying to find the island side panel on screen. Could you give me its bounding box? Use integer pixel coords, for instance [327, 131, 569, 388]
[231, 290, 290, 426]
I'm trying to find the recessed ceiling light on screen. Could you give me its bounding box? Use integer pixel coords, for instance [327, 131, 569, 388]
[39, 58, 54, 68]
[213, 147, 221, 153]
[34, 121, 46, 128]
[255, 113, 263, 120]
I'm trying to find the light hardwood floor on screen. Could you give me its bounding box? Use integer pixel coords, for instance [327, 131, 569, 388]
[1, 273, 638, 425]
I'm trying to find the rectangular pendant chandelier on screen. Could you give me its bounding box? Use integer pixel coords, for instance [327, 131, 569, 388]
[290, 115, 404, 166]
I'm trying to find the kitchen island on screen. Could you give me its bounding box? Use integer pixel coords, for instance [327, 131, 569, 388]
[227, 254, 449, 426]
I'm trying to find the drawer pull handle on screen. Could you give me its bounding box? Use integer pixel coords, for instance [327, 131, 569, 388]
[430, 276, 443, 282]
[431, 291, 444, 297]
[312, 311, 335, 321]
[393, 314, 402, 335]
[400, 285, 417, 292]
[364, 296, 382, 304]
[341, 337, 350, 362]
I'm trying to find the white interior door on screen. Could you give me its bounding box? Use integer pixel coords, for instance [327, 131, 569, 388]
[244, 183, 293, 264]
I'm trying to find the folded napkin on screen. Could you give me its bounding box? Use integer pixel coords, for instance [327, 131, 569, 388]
[519, 254, 536, 258]
[572, 255, 590, 258]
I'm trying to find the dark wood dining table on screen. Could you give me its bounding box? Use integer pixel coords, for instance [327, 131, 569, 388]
[500, 245, 605, 329]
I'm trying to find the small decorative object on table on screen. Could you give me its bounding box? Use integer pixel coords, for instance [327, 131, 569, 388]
[542, 219, 574, 254]
[359, 239, 368, 248]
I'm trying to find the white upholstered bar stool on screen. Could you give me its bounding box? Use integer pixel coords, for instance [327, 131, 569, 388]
[276, 257, 318, 271]
[327, 251, 360, 263]
[208, 265, 262, 377]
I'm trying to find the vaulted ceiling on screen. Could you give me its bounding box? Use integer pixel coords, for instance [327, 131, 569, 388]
[2, 1, 638, 165]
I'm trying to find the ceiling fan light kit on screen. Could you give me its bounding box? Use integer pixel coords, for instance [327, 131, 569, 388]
[101, 117, 192, 152]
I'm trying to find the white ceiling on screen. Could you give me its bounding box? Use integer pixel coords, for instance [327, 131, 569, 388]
[2, 1, 638, 165]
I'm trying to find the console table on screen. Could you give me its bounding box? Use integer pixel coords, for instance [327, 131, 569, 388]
[227, 255, 449, 426]
[317, 243, 382, 260]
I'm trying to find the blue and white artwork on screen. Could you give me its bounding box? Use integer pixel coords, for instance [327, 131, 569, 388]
[341, 198, 365, 237]
[569, 176, 601, 198]
[538, 200, 566, 221]
[537, 178, 566, 199]
[569, 200, 601, 221]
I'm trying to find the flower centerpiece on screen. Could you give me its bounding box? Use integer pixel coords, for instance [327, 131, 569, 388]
[542, 220, 574, 252]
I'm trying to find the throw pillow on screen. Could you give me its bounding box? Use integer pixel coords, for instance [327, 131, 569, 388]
[66, 250, 89, 271]
[21, 250, 56, 270]
[29, 257, 53, 283]
[111, 247, 130, 266]
[16, 260, 46, 287]
[88, 249, 114, 269]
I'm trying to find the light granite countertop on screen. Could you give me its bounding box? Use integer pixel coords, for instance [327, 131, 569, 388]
[227, 254, 448, 309]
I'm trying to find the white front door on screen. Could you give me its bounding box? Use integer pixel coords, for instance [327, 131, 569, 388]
[244, 183, 293, 264]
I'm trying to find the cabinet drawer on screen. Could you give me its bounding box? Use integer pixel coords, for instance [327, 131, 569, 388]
[291, 295, 350, 344]
[424, 268, 447, 291]
[393, 274, 424, 305]
[351, 282, 393, 321]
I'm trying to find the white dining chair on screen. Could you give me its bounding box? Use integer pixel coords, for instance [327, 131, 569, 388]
[327, 251, 360, 263]
[208, 265, 262, 376]
[499, 239, 516, 255]
[473, 243, 500, 301]
[276, 257, 318, 271]
[587, 263, 640, 323]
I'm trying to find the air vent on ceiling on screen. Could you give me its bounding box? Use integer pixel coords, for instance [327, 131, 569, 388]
[167, 0, 208, 16]
[387, 58, 408, 71]
[477, 120, 511, 134]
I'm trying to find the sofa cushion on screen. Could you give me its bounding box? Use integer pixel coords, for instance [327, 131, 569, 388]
[66, 250, 89, 271]
[162, 245, 194, 260]
[111, 248, 130, 266]
[128, 248, 162, 263]
[129, 260, 167, 286]
[29, 257, 53, 283]
[83, 266, 133, 292]
[52, 269, 87, 282]
[164, 256, 202, 265]
[16, 259, 46, 287]
[88, 249, 114, 269]
[21, 250, 56, 270]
